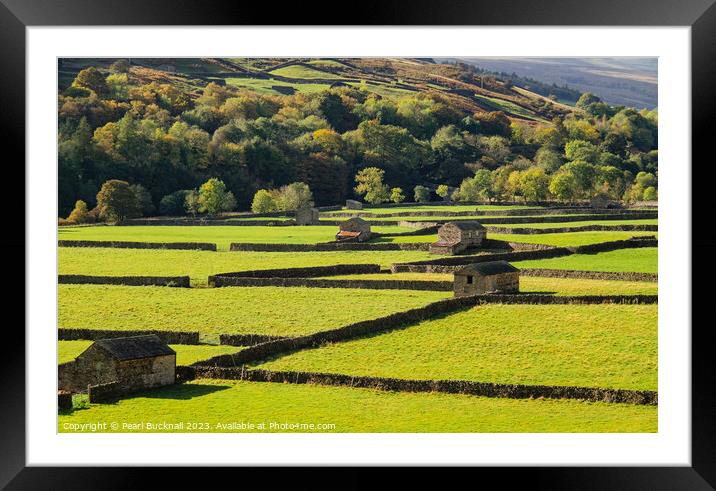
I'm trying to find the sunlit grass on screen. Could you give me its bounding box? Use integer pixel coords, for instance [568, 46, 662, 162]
[258, 304, 657, 391]
[58, 284, 450, 337]
[58, 379, 657, 433]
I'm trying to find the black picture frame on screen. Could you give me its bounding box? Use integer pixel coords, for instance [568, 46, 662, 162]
[3, 0, 713, 488]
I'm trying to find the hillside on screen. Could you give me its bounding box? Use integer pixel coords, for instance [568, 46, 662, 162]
[452, 57, 658, 109]
[58, 57, 575, 123]
[57, 57, 658, 219]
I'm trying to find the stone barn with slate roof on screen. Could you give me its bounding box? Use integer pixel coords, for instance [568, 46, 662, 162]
[336, 217, 372, 242]
[58, 335, 176, 393]
[345, 199, 363, 210]
[430, 221, 486, 255]
[295, 202, 319, 225]
[453, 261, 520, 297]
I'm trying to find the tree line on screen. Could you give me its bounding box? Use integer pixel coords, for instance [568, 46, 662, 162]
[58, 61, 658, 219]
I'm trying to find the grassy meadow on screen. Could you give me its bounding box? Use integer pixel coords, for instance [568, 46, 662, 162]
[257, 304, 657, 391]
[58, 248, 435, 285]
[58, 224, 413, 251]
[488, 231, 657, 247]
[493, 219, 657, 228]
[56, 203, 659, 434]
[58, 378, 656, 433]
[513, 247, 658, 273]
[58, 284, 450, 338]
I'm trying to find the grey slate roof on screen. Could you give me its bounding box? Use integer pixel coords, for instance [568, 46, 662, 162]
[455, 261, 519, 276]
[93, 335, 175, 361]
[444, 220, 485, 230]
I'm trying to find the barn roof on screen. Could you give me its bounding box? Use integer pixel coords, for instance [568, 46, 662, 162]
[442, 221, 485, 230]
[93, 335, 175, 361]
[455, 261, 519, 276]
[343, 217, 368, 224]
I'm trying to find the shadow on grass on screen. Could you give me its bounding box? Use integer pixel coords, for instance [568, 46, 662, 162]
[131, 383, 231, 401]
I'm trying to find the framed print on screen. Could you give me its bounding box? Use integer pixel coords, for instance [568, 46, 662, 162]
[3, 0, 715, 487]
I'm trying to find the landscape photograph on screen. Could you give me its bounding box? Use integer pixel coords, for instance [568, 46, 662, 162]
[56, 57, 658, 433]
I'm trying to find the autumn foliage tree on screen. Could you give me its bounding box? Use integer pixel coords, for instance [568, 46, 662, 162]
[354, 167, 390, 205]
[96, 180, 141, 223]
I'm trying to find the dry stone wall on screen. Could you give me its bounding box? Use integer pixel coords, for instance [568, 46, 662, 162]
[186, 367, 657, 405]
[486, 224, 658, 234]
[58, 328, 200, 344]
[228, 242, 429, 252]
[58, 240, 216, 251]
[219, 333, 288, 346]
[391, 247, 573, 273]
[58, 275, 191, 287]
[88, 381, 123, 403]
[210, 276, 453, 291]
[520, 269, 658, 282]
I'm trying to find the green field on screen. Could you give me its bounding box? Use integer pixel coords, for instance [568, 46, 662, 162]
[513, 248, 658, 273]
[489, 231, 657, 247]
[58, 225, 412, 251]
[58, 378, 656, 433]
[344, 214, 647, 223]
[269, 65, 341, 79]
[59, 340, 240, 366]
[493, 219, 657, 228]
[58, 248, 434, 285]
[474, 94, 548, 122]
[346, 81, 416, 99]
[323, 274, 657, 295]
[225, 77, 331, 95]
[58, 284, 450, 338]
[258, 304, 657, 391]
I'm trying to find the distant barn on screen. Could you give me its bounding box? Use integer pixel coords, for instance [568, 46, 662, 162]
[345, 199, 363, 210]
[295, 202, 319, 225]
[429, 221, 486, 255]
[336, 217, 372, 242]
[58, 335, 176, 394]
[453, 261, 520, 297]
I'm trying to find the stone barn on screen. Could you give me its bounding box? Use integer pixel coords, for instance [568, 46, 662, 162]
[58, 335, 176, 394]
[336, 217, 372, 242]
[590, 193, 612, 209]
[295, 202, 319, 225]
[453, 261, 520, 297]
[429, 221, 486, 255]
[345, 199, 363, 210]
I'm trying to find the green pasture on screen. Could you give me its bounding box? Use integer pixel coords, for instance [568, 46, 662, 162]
[58, 225, 412, 251]
[473, 94, 548, 122]
[58, 248, 434, 285]
[488, 231, 657, 247]
[346, 81, 417, 99]
[58, 284, 449, 338]
[513, 247, 658, 274]
[58, 378, 656, 433]
[493, 219, 657, 228]
[269, 65, 341, 79]
[58, 340, 240, 366]
[258, 304, 657, 391]
[347, 215, 655, 224]
[225, 77, 330, 95]
[305, 59, 347, 68]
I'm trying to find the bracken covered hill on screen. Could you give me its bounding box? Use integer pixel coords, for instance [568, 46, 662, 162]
[59, 57, 576, 123]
